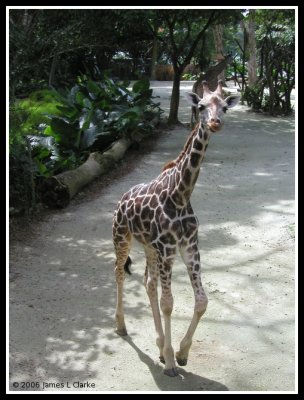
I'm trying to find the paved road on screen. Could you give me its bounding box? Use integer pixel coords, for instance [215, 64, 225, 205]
[9, 81, 296, 393]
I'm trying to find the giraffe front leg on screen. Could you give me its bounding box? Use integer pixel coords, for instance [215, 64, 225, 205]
[143, 247, 165, 363]
[158, 256, 178, 377]
[176, 242, 208, 366]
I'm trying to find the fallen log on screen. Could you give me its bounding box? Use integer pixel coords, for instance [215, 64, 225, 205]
[40, 137, 132, 208]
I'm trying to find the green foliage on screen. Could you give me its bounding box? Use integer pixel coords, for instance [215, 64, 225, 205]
[16, 89, 62, 135]
[9, 76, 163, 212]
[9, 90, 64, 212]
[247, 9, 295, 115]
[41, 75, 162, 169]
[9, 9, 244, 99]
[42, 76, 162, 173]
[243, 84, 265, 111]
[9, 104, 35, 212]
[9, 9, 87, 97]
[182, 72, 201, 81]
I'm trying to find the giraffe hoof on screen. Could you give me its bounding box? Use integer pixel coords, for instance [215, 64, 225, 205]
[116, 328, 128, 336]
[176, 357, 188, 366]
[164, 368, 179, 377]
[159, 356, 165, 364]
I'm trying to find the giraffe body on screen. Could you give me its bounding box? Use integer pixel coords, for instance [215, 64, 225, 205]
[112, 81, 240, 376]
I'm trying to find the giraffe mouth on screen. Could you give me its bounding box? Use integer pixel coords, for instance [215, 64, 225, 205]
[207, 123, 222, 132]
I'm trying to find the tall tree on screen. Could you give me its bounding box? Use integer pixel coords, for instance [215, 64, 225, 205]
[150, 19, 161, 80]
[244, 9, 257, 86]
[151, 10, 241, 124]
[212, 25, 226, 81]
[256, 9, 295, 115]
[156, 10, 218, 124]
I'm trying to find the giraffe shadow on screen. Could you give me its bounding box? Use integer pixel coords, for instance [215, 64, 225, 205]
[121, 336, 229, 392]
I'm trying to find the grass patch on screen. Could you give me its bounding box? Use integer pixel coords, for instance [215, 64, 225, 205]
[17, 89, 62, 134]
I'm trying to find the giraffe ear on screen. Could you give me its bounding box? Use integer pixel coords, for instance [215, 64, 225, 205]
[185, 92, 201, 107]
[224, 95, 240, 108]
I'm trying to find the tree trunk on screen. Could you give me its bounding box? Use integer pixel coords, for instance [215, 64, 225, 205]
[264, 39, 275, 115]
[246, 10, 257, 86]
[241, 44, 246, 95]
[241, 21, 247, 98]
[212, 25, 225, 81]
[40, 137, 132, 208]
[49, 51, 59, 88]
[168, 70, 181, 125]
[150, 26, 159, 80]
[284, 64, 293, 114]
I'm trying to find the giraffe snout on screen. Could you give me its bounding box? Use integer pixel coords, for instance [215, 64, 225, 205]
[208, 118, 222, 132]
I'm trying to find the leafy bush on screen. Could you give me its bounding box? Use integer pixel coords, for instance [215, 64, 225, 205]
[243, 79, 294, 115]
[182, 72, 201, 81]
[9, 76, 163, 212]
[9, 91, 64, 212]
[16, 89, 62, 135]
[243, 83, 265, 111]
[9, 104, 35, 212]
[40, 75, 162, 172]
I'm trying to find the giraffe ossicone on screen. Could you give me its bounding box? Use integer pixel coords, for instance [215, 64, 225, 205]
[112, 81, 240, 377]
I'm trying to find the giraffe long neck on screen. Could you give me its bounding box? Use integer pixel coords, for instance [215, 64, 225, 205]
[169, 122, 211, 207]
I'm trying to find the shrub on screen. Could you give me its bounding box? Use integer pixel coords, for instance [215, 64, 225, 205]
[9, 76, 163, 213]
[9, 104, 35, 213]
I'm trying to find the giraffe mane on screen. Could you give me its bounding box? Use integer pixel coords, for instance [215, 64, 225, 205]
[162, 123, 200, 171]
[162, 160, 177, 171]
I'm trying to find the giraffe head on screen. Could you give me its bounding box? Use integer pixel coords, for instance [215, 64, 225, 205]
[186, 80, 240, 132]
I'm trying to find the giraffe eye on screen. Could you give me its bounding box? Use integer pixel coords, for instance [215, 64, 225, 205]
[223, 106, 228, 113]
[198, 104, 205, 112]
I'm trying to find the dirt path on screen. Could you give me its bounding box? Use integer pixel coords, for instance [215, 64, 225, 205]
[9, 81, 296, 392]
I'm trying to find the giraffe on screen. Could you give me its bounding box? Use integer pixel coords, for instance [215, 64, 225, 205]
[190, 54, 233, 127]
[112, 80, 240, 377]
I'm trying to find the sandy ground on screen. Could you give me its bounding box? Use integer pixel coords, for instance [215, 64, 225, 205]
[9, 81, 296, 393]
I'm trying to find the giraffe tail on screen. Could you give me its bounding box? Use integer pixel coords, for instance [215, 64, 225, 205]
[124, 256, 132, 275]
